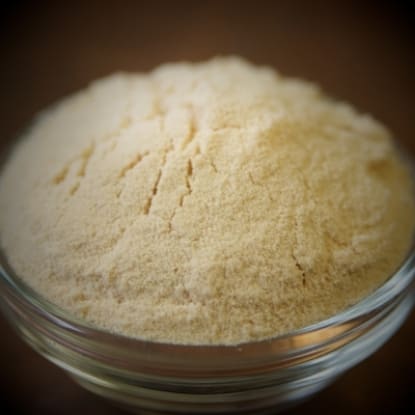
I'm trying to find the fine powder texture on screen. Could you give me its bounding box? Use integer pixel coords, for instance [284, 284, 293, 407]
[0, 57, 414, 345]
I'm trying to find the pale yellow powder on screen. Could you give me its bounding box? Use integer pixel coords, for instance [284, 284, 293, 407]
[0, 57, 414, 345]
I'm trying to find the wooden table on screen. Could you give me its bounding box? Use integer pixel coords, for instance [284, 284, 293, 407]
[0, 1, 414, 414]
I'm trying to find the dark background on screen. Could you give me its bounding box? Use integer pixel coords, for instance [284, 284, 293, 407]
[0, 1, 414, 414]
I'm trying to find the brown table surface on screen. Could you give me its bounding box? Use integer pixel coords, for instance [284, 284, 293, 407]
[0, 1, 414, 414]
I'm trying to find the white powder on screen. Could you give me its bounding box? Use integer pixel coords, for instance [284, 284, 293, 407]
[0, 57, 414, 345]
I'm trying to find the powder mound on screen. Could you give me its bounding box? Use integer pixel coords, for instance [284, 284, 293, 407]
[0, 57, 414, 345]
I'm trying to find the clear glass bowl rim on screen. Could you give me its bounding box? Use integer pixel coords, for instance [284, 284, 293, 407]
[1, 242, 414, 369]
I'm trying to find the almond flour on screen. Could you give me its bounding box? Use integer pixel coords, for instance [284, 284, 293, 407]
[0, 57, 414, 344]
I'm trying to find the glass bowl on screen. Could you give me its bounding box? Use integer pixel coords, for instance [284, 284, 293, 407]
[0, 245, 414, 414]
